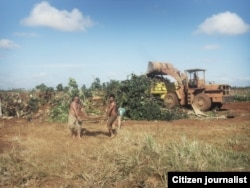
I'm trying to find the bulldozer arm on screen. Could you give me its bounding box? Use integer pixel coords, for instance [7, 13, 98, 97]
[147, 61, 187, 105]
[147, 61, 186, 87]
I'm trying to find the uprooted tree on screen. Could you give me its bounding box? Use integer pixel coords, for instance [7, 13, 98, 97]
[49, 74, 187, 122]
[0, 74, 187, 122]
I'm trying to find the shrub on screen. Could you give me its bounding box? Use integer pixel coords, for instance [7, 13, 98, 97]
[103, 74, 187, 121]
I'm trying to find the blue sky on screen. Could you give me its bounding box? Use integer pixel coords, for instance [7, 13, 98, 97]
[0, 0, 249, 90]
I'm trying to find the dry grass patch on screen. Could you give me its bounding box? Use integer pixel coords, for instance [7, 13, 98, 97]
[0, 120, 249, 187]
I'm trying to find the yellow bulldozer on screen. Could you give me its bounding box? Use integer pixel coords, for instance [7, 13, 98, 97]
[147, 61, 232, 111]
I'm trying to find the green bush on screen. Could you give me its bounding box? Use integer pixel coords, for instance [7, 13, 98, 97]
[49, 98, 69, 123]
[103, 74, 186, 121]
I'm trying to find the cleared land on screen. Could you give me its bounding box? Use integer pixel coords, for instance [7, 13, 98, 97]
[0, 102, 249, 187]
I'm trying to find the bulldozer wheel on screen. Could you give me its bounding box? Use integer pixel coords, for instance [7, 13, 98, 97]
[164, 93, 179, 108]
[193, 94, 212, 111]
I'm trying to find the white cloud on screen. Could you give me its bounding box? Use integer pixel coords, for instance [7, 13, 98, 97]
[21, 1, 94, 32]
[0, 39, 20, 49]
[203, 44, 220, 50]
[196, 11, 250, 35]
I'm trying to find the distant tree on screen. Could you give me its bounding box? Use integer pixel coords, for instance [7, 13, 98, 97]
[68, 78, 79, 97]
[81, 84, 87, 91]
[81, 84, 92, 98]
[91, 78, 102, 91]
[56, 84, 64, 91]
[47, 87, 54, 92]
[102, 80, 121, 101]
[36, 83, 48, 92]
[68, 78, 78, 89]
[64, 86, 69, 92]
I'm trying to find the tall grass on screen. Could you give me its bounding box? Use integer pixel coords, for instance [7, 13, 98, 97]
[0, 122, 249, 187]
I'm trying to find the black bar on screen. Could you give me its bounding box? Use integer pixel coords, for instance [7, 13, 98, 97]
[168, 172, 249, 188]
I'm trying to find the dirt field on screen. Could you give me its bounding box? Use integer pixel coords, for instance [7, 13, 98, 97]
[0, 102, 249, 187]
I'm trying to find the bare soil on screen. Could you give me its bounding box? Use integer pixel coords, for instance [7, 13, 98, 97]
[0, 101, 250, 153]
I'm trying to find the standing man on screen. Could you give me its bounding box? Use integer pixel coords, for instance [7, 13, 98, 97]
[106, 94, 118, 138]
[68, 96, 83, 139]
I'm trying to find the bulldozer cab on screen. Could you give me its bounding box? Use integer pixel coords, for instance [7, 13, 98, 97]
[185, 69, 206, 89]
